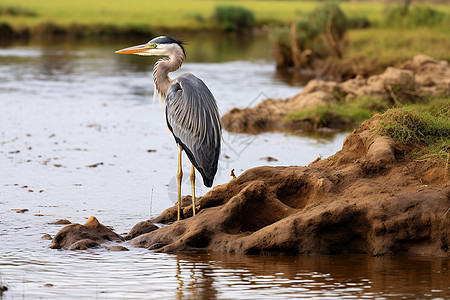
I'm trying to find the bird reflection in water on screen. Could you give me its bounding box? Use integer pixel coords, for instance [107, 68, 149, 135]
[175, 255, 217, 300]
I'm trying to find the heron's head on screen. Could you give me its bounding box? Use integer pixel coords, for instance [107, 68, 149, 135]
[115, 36, 185, 57]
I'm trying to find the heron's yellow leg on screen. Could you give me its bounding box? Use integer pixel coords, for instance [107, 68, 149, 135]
[190, 164, 196, 216]
[177, 145, 183, 221]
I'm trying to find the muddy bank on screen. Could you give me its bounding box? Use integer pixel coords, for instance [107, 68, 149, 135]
[130, 118, 449, 256]
[50, 116, 449, 256]
[222, 55, 450, 133]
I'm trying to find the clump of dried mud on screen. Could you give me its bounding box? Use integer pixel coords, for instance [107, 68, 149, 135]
[222, 55, 450, 133]
[50, 216, 124, 250]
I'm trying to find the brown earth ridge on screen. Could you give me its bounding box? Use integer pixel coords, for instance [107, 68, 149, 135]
[222, 55, 450, 133]
[50, 115, 450, 257]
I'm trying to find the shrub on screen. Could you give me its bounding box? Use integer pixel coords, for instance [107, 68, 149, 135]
[0, 22, 15, 39]
[270, 3, 348, 69]
[270, 26, 295, 69]
[213, 6, 254, 33]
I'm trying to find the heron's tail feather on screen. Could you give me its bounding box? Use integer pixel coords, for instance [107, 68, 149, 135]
[202, 177, 214, 188]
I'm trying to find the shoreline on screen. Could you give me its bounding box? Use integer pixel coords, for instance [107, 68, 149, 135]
[0, 21, 255, 41]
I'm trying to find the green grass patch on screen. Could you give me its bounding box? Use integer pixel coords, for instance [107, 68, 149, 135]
[345, 27, 450, 63]
[285, 96, 391, 128]
[2, 1, 447, 31]
[0, 1, 317, 30]
[286, 105, 343, 128]
[374, 98, 450, 160]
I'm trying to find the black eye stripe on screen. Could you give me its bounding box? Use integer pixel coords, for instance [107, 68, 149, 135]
[147, 36, 186, 57]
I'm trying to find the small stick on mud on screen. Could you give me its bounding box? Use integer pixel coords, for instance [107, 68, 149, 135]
[150, 186, 154, 218]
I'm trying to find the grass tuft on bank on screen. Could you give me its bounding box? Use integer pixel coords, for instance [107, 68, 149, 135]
[374, 98, 450, 160]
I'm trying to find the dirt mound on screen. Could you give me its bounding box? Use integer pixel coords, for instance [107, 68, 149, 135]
[130, 120, 449, 256]
[50, 216, 124, 250]
[47, 118, 449, 256]
[222, 55, 450, 133]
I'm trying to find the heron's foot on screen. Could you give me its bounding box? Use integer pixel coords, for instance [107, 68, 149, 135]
[190, 205, 201, 217]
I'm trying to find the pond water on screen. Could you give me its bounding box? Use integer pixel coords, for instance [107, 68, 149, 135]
[0, 37, 448, 299]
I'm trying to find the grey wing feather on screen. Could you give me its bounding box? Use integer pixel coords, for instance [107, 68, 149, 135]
[165, 73, 222, 187]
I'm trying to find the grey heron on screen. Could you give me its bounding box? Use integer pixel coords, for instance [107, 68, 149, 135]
[115, 36, 222, 221]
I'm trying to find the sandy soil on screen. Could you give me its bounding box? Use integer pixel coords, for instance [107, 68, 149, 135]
[50, 116, 449, 256]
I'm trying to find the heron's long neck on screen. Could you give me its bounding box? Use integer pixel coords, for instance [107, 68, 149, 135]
[153, 50, 184, 98]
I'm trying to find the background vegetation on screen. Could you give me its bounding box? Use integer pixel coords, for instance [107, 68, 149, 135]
[212, 6, 254, 33]
[0, 1, 395, 29]
[1, 1, 448, 64]
[270, 3, 348, 70]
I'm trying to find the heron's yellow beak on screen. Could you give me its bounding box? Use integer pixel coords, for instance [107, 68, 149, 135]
[115, 44, 148, 55]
